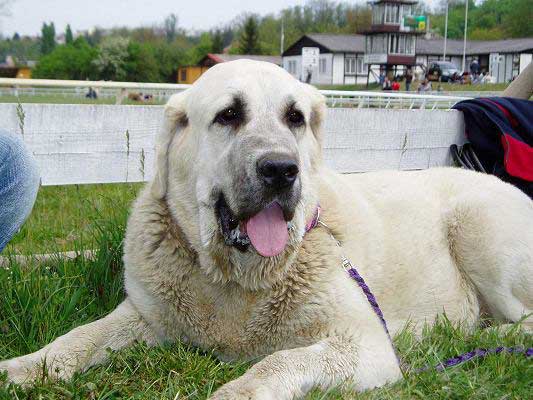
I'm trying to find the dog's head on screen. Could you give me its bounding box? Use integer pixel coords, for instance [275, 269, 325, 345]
[152, 60, 326, 289]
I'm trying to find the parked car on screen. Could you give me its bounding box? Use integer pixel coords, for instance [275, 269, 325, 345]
[427, 61, 460, 82]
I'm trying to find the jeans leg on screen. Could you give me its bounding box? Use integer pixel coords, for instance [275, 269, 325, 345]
[0, 131, 40, 253]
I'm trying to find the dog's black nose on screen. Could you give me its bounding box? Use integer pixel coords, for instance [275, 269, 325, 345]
[257, 155, 299, 191]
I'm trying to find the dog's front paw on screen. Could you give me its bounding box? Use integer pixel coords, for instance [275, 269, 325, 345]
[0, 358, 36, 386]
[209, 379, 278, 400]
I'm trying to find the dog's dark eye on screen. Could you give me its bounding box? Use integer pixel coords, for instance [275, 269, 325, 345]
[215, 108, 240, 126]
[287, 109, 305, 127]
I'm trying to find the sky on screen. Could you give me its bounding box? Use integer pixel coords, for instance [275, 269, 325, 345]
[0, 0, 439, 38]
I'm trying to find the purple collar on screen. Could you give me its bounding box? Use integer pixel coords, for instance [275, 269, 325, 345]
[305, 205, 321, 233]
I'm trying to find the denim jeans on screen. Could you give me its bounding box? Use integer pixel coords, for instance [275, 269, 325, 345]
[0, 130, 40, 253]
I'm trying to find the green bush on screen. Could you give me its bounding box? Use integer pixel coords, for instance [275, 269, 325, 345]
[32, 37, 98, 80]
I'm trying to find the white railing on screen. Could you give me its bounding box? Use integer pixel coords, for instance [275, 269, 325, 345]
[322, 89, 471, 110]
[0, 78, 190, 104]
[0, 78, 490, 109]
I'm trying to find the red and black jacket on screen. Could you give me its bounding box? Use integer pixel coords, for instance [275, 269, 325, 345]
[452, 97, 533, 199]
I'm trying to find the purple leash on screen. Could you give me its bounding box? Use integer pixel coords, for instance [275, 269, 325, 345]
[345, 258, 532, 373]
[308, 210, 532, 373]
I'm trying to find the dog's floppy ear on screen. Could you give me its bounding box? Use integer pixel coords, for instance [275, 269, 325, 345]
[151, 91, 189, 200]
[303, 83, 327, 145]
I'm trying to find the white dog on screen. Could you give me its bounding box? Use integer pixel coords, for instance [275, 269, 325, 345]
[1, 60, 532, 399]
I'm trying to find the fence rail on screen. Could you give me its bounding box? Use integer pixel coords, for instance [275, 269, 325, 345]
[0, 77, 489, 110]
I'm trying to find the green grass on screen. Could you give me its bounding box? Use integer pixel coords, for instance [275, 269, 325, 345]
[318, 82, 508, 92]
[317, 83, 382, 91]
[0, 95, 164, 105]
[1, 184, 531, 399]
[419, 82, 509, 92]
[5, 183, 142, 255]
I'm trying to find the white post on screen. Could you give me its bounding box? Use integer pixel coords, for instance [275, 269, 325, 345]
[443, 1, 448, 60]
[280, 19, 285, 55]
[461, 0, 469, 73]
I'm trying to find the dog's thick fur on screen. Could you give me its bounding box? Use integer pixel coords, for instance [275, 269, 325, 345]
[1, 60, 532, 399]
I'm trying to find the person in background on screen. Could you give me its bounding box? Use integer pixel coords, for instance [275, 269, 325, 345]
[0, 131, 40, 253]
[418, 78, 432, 92]
[391, 77, 400, 91]
[405, 68, 413, 91]
[470, 58, 480, 80]
[379, 70, 385, 87]
[382, 75, 392, 90]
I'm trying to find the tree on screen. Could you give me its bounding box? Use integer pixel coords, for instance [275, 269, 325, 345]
[164, 13, 178, 42]
[346, 5, 371, 33]
[430, 0, 531, 39]
[151, 40, 187, 82]
[188, 32, 213, 64]
[211, 29, 224, 53]
[239, 16, 261, 54]
[65, 24, 73, 44]
[123, 41, 160, 82]
[92, 36, 130, 81]
[85, 27, 103, 46]
[0, 35, 40, 64]
[92, 36, 161, 82]
[503, 0, 533, 38]
[33, 37, 98, 80]
[40, 22, 56, 55]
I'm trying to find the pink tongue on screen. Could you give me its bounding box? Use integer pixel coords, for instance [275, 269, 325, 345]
[245, 202, 288, 257]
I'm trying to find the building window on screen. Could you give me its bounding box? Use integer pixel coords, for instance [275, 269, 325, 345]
[368, 35, 387, 53]
[180, 69, 187, 82]
[345, 57, 356, 75]
[373, 4, 385, 25]
[512, 54, 520, 78]
[345, 56, 364, 75]
[319, 58, 327, 74]
[357, 57, 364, 74]
[402, 4, 413, 18]
[385, 4, 400, 24]
[389, 34, 415, 55]
[405, 36, 415, 54]
[287, 60, 297, 74]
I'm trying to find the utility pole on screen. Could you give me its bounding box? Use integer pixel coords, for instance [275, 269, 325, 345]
[280, 18, 285, 55]
[443, 0, 448, 60]
[461, 0, 469, 73]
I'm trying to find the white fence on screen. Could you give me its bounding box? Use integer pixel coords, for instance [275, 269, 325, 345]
[0, 103, 465, 186]
[0, 78, 478, 109]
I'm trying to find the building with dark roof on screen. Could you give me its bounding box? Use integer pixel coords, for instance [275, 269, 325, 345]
[282, 33, 533, 85]
[415, 38, 533, 83]
[283, 34, 368, 85]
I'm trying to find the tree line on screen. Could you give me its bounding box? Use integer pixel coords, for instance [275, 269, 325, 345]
[430, 0, 532, 40]
[0, 0, 530, 82]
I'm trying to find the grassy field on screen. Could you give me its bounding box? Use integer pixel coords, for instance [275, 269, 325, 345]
[0, 184, 532, 399]
[5, 183, 142, 255]
[0, 80, 509, 106]
[0, 94, 164, 105]
[317, 82, 508, 92]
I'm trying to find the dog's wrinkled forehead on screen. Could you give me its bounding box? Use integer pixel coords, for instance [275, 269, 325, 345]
[185, 60, 314, 121]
